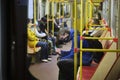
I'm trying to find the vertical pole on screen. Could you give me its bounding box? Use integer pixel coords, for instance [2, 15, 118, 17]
[89, 0, 93, 29]
[118, 0, 120, 49]
[34, 0, 36, 23]
[85, 0, 88, 34]
[39, 0, 42, 19]
[73, 0, 77, 80]
[33, 0, 37, 52]
[59, 2, 61, 24]
[37, 0, 39, 19]
[37, 0, 39, 20]
[47, 0, 49, 31]
[62, 2, 64, 28]
[52, 0, 54, 35]
[80, 0, 83, 80]
[90, 0, 93, 19]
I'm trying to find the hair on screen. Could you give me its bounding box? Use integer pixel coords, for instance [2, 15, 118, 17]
[27, 18, 33, 23]
[56, 28, 70, 40]
[58, 28, 70, 35]
[93, 18, 100, 25]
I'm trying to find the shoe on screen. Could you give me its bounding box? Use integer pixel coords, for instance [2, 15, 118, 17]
[41, 59, 48, 63]
[48, 57, 52, 61]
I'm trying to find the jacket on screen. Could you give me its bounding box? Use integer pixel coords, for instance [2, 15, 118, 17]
[27, 28, 39, 48]
[60, 29, 93, 65]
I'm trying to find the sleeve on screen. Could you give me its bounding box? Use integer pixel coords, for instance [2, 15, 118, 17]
[61, 36, 80, 59]
[27, 28, 39, 41]
[60, 38, 74, 59]
[35, 28, 46, 38]
[61, 49, 74, 59]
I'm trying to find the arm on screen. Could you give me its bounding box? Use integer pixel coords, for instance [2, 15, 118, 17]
[27, 28, 39, 41]
[35, 28, 46, 38]
[60, 38, 74, 59]
[61, 36, 80, 59]
[60, 48, 74, 59]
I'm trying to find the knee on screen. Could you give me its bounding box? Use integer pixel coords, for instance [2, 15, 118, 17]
[43, 42, 48, 47]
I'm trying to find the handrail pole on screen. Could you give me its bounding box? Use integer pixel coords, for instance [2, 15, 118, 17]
[80, 0, 83, 80]
[73, 0, 77, 80]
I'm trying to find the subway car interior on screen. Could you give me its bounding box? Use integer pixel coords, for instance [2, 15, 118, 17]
[0, 0, 120, 80]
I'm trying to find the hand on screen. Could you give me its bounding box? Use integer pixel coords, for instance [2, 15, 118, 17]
[33, 24, 37, 27]
[58, 25, 60, 28]
[55, 48, 61, 54]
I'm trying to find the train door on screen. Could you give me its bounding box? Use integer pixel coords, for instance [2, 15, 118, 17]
[0, 0, 5, 80]
[0, 2, 2, 79]
[8, 0, 28, 80]
[0, 0, 8, 80]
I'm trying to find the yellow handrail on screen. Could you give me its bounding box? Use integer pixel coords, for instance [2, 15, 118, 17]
[47, 1, 49, 32]
[59, 2, 61, 24]
[79, 0, 83, 79]
[84, 37, 115, 40]
[73, 0, 77, 80]
[49, 0, 68, 2]
[89, 0, 93, 19]
[87, 27, 109, 30]
[90, 25, 104, 26]
[33, 0, 37, 52]
[80, 49, 120, 52]
[34, 0, 36, 23]
[85, 0, 89, 35]
[62, 2, 64, 28]
[52, 1, 54, 35]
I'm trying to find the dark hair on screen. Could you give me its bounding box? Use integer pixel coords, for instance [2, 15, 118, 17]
[41, 17, 47, 22]
[93, 18, 100, 25]
[58, 28, 70, 36]
[27, 18, 33, 23]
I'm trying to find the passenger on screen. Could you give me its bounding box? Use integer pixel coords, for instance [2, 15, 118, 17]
[37, 16, 47, 34]
[48, 15, 61, 36]
[63, 12, 71, 29]
[56, 28, 72, 46]
[38, 15, 61, 49]
[27, 19, 49, 62]
[37, 17, 57, 55]
[56, 28, 93, 80]
[33, 25, 53, 60]
[86, 17, 103, 35]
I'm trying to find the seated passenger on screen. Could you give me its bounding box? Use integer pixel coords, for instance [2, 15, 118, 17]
[37, 17, 57, 55]
[56, 28, 93, 80]
[27, 19, 49, 62]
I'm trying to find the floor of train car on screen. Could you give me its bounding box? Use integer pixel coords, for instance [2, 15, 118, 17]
[29, 41, 72, 80]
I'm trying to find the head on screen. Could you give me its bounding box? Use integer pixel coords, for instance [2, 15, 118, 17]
[27, 19, 33, 23]
[65, 12, 70, 18]
[58, 29, 70, 41]
[95, 13, 101, 20]
[27, 19, 36, 28]
[92, 18, 100, 25]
